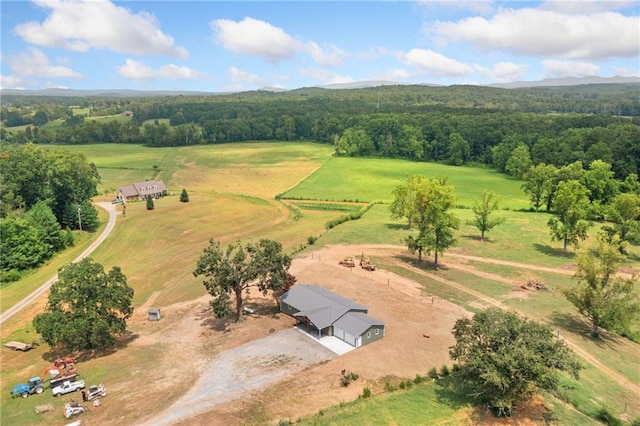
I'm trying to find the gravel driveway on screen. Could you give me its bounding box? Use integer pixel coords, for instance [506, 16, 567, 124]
[142, 328, 336, 425]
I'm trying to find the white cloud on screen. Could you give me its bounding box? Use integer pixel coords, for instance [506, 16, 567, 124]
[357, 47, 394, 61]
[212, 17, 303, 62]
[434, 8, 640, 60]
[211, 17, 346, 66]
[228, 67, 269, 86]
[306, 42, 347, 67]
[611, 66, 640, 77]
[10, 47, 82, 78]
[486, 62, 527, 83]
[541, 0, 637, 14]
[299, 68, 354, 85]
[117, 59, 205, 80]
[543, 60, 600, 78]
[0, 74, 23, 89]
[399, 49, 474, 77]
[418, 0, 495, 15]
[15, 0, 188, 59]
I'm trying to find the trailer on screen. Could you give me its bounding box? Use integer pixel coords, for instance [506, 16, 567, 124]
[4, 341, 37, 351]
[50, 373, 78, 389]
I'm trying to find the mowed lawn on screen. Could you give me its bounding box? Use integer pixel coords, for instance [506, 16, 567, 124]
[282, 157, 530, 210]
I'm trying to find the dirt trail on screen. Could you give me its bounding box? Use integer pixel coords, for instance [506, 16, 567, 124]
[371, 245, 640, 400]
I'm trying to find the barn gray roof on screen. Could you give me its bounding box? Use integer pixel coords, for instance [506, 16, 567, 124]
[333, 311, 384, 337]
[279, 284, 372, 331]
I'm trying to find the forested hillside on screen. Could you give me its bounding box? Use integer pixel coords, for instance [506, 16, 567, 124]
[2, 84, 639, 180]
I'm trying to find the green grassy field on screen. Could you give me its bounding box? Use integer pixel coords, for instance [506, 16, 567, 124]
[1, 142, 638, 426]
[282, 157, 530, 210]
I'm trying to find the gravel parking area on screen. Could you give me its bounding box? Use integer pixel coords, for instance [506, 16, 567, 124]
[141, 328, 336, 426]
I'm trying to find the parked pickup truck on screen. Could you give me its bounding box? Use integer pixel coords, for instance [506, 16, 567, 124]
[52, 380, 85, 397]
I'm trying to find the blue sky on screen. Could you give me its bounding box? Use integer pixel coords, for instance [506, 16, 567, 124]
[1, 0, 639, 91]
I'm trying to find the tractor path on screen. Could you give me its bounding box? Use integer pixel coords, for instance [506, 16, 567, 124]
[383, 252, 640, 400]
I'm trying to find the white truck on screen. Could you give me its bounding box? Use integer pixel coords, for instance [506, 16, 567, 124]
[52, 379, 85, 397]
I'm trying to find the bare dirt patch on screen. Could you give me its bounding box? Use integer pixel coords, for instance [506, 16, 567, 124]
[157, 244, 472, 426]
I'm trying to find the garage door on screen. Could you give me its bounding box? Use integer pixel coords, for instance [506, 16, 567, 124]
[334, 326, 357, 346]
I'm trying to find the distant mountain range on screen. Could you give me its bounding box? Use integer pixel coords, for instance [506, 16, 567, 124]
[487, 75, 640, 89]
[1, 76, 638, 97]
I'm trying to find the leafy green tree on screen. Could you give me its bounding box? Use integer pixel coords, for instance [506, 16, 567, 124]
[522, 163, 557, 211]
[603, 193, 640, 250]
[47, 147, 100, 223]
[0, 143, 52, 211]
[467, 191, 505, 241]
[564, 235, 640, 338]
[449, 308, 582, 417]
[180, 189, 189, 203]
[403, 176, 459, 267]
[505, 144, 532, 179]
[389, 174, 421, 229]
[146, 195, 155, 210]
[447, 132, 471, 166]
[27, 201, 72, 251]
[32, 110, 49, 126]
[0, 215, 50, 273]
[584, 160, 619, 219]
[193, 239, 292, 322]
[33, 258, 134, 351]
[491, 135, 520, 172]
[621, 173, 639, 195]
[335, 127, 374, 157]
[548, 180, 591, 253]
[61, 202, 99, 232]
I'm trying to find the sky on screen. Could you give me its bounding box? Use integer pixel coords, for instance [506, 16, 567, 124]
[1, 0, 639, 92]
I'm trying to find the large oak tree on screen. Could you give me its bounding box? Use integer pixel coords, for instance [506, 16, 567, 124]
[449, 308, 582, 417]
[194, 239, 292, 322]
[33, 258, 134, 351]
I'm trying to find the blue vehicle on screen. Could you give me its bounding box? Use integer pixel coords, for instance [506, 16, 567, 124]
[11, 377, 44, 398]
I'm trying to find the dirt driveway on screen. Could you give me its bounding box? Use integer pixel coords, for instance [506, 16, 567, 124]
[141, 328, 336, 425]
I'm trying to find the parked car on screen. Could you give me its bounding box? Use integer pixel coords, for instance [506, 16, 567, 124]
[52, 379, 85, 397]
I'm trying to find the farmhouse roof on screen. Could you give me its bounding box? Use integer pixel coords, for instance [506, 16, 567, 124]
[117, 180, 167, 198]
[132, 180, 167, 194]
[279, 284, 368, 330]
[333, 311, 384, 337]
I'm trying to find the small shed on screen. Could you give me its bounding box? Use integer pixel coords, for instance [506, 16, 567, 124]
[148, 308, 161, 321]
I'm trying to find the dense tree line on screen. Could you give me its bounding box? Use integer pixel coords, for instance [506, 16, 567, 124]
[0, 143, 100, 281]
[2, 85, 639, 180]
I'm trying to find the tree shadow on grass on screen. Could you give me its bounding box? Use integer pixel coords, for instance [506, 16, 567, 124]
[394, 253, 449, 272]
[41, 331, 140, 364]
[549, 311, 590, 336]
[197, 305, 233, 332]
[433, 376, 474, 411]
[549, 311, 625, 350]
[384, 222, 409, 231]
[461, 234, 497, 243]
[533, 243, 576, 259]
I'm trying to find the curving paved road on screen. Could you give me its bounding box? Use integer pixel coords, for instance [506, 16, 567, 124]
[0, 202, 117, 325]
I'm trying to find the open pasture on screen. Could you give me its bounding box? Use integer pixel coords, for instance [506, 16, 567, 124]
[2, 141, 639, 425]
[282, 157, 530, 210]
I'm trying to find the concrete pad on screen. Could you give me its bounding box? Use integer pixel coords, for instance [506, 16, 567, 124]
[294, 326, 356, 355]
